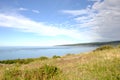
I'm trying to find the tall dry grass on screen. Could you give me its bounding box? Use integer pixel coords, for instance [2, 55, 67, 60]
[0, 45, 120, 80]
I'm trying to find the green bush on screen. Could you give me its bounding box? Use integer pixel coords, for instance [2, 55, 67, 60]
[24, 65, 61, 80]
[38, 56, 48, 60]
[52, 55, 61, 59]
[40, 65, 61, 79]
[94, 45, 114, 51]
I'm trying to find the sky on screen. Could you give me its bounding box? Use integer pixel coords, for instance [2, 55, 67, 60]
[0, 0, 120, 46]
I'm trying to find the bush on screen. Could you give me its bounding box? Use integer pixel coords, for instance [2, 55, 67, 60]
[94, 45, 114, 51]
[39, 65, 61, 79]
[52, 55, 61, 59]
[38, 56, 48, 60]
[25, 65, 61, 80]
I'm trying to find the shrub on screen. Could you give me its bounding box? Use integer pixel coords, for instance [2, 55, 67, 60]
[52, 55, 61, 59]
[24, 65, 61, 80]
[39, 65, 61, 79]
[38, 56, 48, 60]
[94, 45, 114, 51]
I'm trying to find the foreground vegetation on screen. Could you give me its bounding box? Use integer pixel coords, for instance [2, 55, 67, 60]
[0, 45, 120, 80]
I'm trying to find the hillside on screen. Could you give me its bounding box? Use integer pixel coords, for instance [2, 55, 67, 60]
[58, 40, 120, 46]
[0, 45, 120, 80]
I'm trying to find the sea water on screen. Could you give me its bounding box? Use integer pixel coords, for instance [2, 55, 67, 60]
[0, 46, 97, 60]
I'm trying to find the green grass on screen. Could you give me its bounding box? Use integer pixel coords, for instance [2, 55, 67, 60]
[0, 45, 120, 80]
[3, 65, 61, 80]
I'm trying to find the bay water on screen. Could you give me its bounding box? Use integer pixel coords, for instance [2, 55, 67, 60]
[0, 46, 97, 60]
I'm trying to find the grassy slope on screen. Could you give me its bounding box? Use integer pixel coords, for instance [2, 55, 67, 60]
[0, 46, 120, 80]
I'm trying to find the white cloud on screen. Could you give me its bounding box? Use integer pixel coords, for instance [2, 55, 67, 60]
[0, 13, 95, 42]
[18, 7, 28, 11]
[32, 10, 40, 13]
[61, 0, 120, 41]
[18, 7, 40, 14]
[61, 9, 88, 16]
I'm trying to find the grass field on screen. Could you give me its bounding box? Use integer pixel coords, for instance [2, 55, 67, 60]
[0, 45, 120, 80]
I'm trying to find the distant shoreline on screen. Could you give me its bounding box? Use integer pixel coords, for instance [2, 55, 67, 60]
[57, 40, 120, 46]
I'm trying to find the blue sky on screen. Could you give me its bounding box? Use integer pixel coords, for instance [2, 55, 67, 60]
[0, 0, 120, 46]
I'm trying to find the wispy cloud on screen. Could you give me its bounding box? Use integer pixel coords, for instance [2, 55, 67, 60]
[0, 13, 95, 42]
[61, 9, 88, 16]
[18, 7, 28, 11]
[32, 10, 40, 13]
[61, 0, 120, 41]
[18, 7, 40, 14]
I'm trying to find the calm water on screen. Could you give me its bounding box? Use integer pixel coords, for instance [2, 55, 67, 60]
[0, 46, 97, 60]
